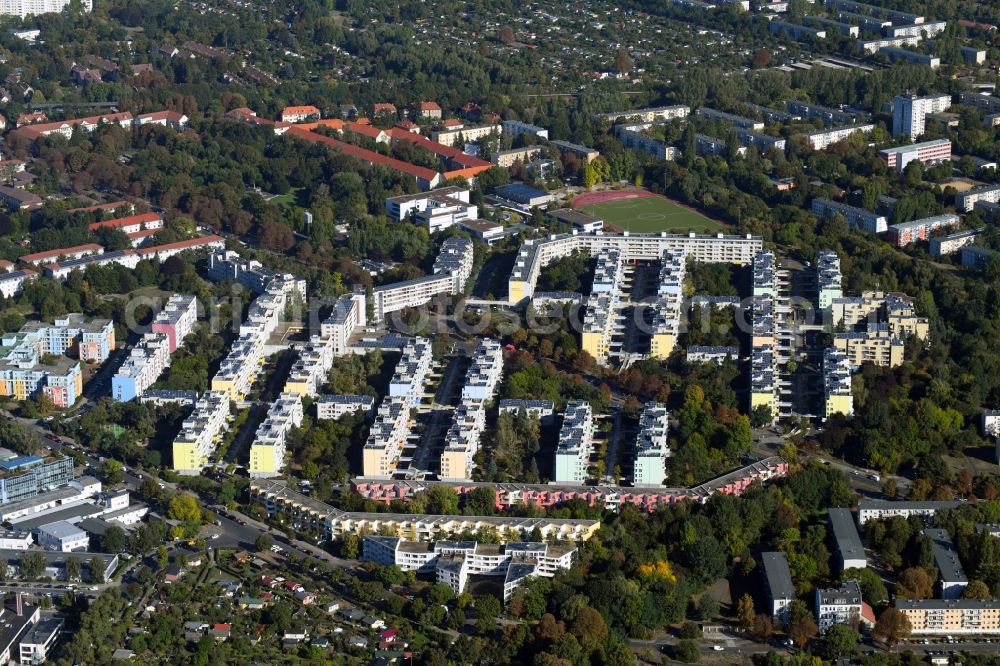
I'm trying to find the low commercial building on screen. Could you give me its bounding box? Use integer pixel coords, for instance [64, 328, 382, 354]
[878, 139, 951, 173]
[924, 528, 968, 599]
[828, 508, 867, 570]
[887, 213, 960, 247]
[0, 549, 117, 581]
[554, 401, 594, 484]
[34, 520, 89, 552]
[546, 209, 604, 233]
[857, 499, 962, 524]
[317, 395, 375, 420]
[633, 402, 670, 487]
[494, 183, 553, 208]
[762, 551, 796, 625]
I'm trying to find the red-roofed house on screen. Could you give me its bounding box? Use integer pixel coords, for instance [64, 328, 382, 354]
[287, 126, 442, 190]
[13, 112, 134, 143]
[418, 102, 442, 119]
[440, 118, 464, 130]
[395, 120, 420, 134]
[88, 212, 163, 234]
[126, 229, 160, 248]
[135, 111, 190, 130]
[483, 111, 501, 123]
[16, 112, 47, 126]
[209, 624, 231, 640]
[378, 628, 398, 643]
[860, 602, 876, 628]
[461, 102, 482, 120]
[68, 200, 134, 216]
[374, 103, 397, 116]
[281, 105, 321, 123]
[345, 122, 388, 144]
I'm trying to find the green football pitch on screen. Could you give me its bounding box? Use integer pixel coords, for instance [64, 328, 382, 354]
[576, 195, 724, 234]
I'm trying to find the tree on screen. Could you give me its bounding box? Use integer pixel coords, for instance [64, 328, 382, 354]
[424, 486, 459, 515]
[65, 556, 82, 581]
[20, 551, 46, 579]
[475, 595, 502, 634]
[751, 49, 771, 68]
[166, 494, 201, 523]
[255, 533, 273, 552]
[88, 557, 105, 584]
[844, 568, 888, 605]
[963, 579, 991, 599]
[568, 606, 608, 652]
[679, 622, 702, 639]
[98, 460, 124, 486]
[752, 613, 773, 641]
[824, 623, 858, 659]
[736, 593, 755, 631]
[788, 601, 818, 647]
[873, 607, 911, 647]
[675, 639, 700, 663]
[896, 567, 933, 599]
[340, 534, 360, 559]
[100, 526, 127, 553]
[499, 25, 515, 45]
[613, 49, 634, 76]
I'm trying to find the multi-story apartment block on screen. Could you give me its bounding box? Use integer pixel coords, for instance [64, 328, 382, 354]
[440, 401, 487, 482]
[750, 346, 778, 419]
[0, 0, 92, 16]
[695, 133, 746, 158]
[878, 47, 940, 68]
[321, 293, 367, 356]
[501, 120, 549, 140]
[828, 508, 867, 571]
[492, 145, 545, 168]
[429, 124, 501, 148]
[0, 269, 36, 299]
[249, 393, 304, 478]
[171, 391, 231, 474]
[207, 250, 306, 298]
[815, 581, 864, 633]
[362, 536, 576, 599]
[830, 291, 929, 340]
[316, 394, 375, 420]
[805, 15, 859, 36]
[591, 247, 625, 293]
[735, 128, 786, 151]
[887, 214, 960, 247]
[20, 243, 104, 267]
[362, 397, 411, 478]
[857, 35, 921, 53]
[432, 237, 475, 295]
[892, 94, 951, 138]
[786, 100, 863, 126]
[924, 528, 968, 599]
[593, 106, 690, 124]
[961, 246, 997, 270]
[508, 232, 762, 305]
[769, 19, 827, 40]
[823, 348, 854, 419]
[834, 324, 904, 368]
[857, 499, 961, 524]
[960, 91, 1000, 114]
[885, 20, 946, 38]
[956, 184, 1000, 212]
[896, 599, 1000, 635]
[931, 228, 984, 257]
[650, 250, 686, 360]
[548, 140, 600, 163]
[695, 107, 765, 130]
[554, 401, 594, 484]
[753, 249, 777, 297]
[150, 294, 197, 353]
[87, 212, 164, 235]
[633, 402, 670, 487]
[878, 139, 951, 173]
[461, 339, 504, 402]
[111, 332, 172, 402]
[284, 336, 335, 398]
[581, 293, 616, 364]
[812, 198, 887, 234]
[616, 126, 678, 160]
[763, 551, 796, 626]
[388, 338, 433, 407]
[802, 124, 876, 150]
[817, 249, 843, 311]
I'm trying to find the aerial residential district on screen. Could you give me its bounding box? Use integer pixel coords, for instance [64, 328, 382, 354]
[0, 1, 997, 666]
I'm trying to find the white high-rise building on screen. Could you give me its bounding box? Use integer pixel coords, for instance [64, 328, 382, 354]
[0, 0, 91, 17]
[892, 94, 951, 139]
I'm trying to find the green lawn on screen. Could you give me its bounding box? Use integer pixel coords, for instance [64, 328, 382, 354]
[575, 195, 724, 234]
